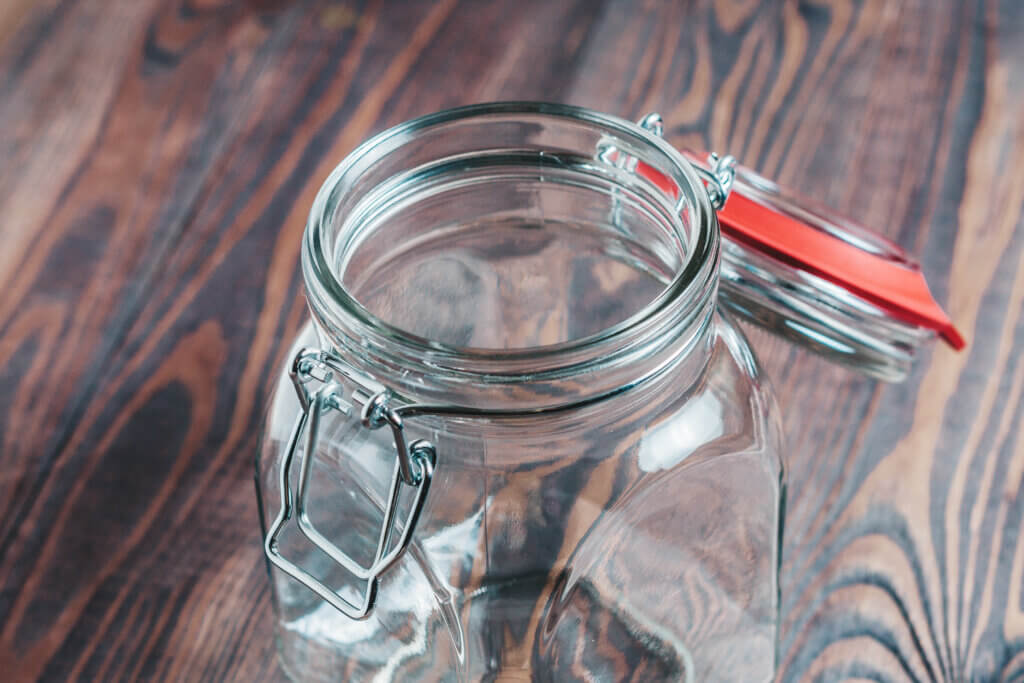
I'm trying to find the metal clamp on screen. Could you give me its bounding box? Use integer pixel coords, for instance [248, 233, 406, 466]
[637, 112, 737, 210]
[264, 348, 437, 620]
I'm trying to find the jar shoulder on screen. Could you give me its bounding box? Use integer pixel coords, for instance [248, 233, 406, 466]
[260, 313, 784, 470]
[633, 308, 783, 475]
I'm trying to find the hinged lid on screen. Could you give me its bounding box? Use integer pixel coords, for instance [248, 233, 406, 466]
[635, 113, 964, 382]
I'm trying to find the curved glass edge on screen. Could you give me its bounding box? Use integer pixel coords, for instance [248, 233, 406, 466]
[732, 165, 917, 266]
[718, 239, 934, 382]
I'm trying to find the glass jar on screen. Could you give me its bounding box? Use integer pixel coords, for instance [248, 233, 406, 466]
[256, 103, 960, 682]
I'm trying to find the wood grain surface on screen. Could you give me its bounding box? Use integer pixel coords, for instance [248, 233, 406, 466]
[0, 0, 1021, 680]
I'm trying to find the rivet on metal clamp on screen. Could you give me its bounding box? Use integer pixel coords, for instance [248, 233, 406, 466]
[264, 348, 437, 620]
[637, 112, 737, 210]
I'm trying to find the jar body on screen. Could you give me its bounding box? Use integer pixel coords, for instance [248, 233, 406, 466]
[257, 311, 784, 682]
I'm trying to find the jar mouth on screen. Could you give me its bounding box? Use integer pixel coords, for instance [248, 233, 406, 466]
[302, 103, 719, 403]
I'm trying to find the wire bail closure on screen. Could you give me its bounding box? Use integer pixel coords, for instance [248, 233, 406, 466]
[637, 112, 736, 209]
[264, 348, 437, 620]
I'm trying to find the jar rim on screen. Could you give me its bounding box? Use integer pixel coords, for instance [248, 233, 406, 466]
[302, 102, 719, 391]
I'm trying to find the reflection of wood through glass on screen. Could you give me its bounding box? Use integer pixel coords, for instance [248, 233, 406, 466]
[532, 449, 776, 681]
[538, 573, 689, 682]
[350, 217, 666, 349]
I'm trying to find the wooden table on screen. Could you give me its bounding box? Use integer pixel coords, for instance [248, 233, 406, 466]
[1, 1, 1021, 680]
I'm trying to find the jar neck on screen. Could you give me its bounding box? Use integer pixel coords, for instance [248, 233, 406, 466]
[300, 103, 721, 412]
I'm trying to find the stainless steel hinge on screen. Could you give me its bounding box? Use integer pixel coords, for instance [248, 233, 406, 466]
[263, 348, 437, 620]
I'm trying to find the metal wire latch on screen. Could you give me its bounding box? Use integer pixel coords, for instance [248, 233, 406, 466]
[597, 112, 736, 210]
[263, 348, 437, 620]
[636, 112, 736, 210]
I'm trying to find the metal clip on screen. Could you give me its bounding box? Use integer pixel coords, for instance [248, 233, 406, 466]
[702, 152, 737, 209]
[637, 112, 736, 210]
[264, 348, 437, 620]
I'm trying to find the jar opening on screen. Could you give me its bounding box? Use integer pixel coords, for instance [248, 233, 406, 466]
[338, 151, 690, 350]
[302, 103, 719, 407]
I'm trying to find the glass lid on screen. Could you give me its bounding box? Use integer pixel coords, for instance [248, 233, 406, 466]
[627, 113, 964, 382]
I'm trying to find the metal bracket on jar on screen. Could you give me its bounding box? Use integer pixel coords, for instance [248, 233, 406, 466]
[636, 112, 737, 210]
[263, 347, 437, 620]
[598, 112, 736, 210]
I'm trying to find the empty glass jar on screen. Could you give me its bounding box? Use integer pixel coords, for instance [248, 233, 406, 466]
[256, 103, 957, 682]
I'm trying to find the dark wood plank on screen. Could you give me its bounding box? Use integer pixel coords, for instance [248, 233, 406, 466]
[0, 0, 1021, 681]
